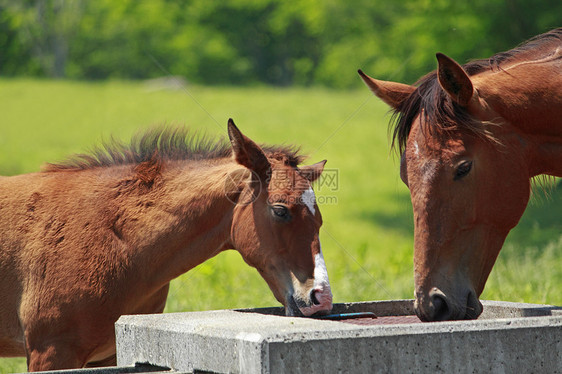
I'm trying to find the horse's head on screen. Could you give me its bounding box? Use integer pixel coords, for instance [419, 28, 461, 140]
[359, 54, 532, 321]
[226, 119, 332, 316]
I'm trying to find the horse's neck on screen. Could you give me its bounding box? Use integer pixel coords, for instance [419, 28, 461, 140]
[476, 56, 562, 177]
[122, 160, 238, 288]
[477, 51, 562, 131]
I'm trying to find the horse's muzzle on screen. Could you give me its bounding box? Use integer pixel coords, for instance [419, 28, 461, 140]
[414, 287, 482, 322]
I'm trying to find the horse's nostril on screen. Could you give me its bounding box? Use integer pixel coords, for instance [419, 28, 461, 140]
[310, 289, 320, 305]
[430, 294, 451, 321]
[465, 291, 483, 319]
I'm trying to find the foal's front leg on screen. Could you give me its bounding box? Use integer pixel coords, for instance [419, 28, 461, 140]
[23, 313, 109, 371]
[26, 340, 87, 372]
[85, 354, 117, 368]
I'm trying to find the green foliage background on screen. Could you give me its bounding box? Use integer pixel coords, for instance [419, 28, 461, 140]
[1, 0, 561, 86]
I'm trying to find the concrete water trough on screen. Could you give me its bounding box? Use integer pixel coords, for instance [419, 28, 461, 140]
[116, 300, 562, 373]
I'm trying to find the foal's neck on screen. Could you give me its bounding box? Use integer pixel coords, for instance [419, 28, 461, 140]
[124, 159, 240, 288]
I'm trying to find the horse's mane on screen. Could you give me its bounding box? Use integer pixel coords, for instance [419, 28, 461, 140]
[43, 126, 304, 172]
[392, 27, 562, 154]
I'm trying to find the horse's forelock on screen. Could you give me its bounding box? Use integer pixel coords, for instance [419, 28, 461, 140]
[263, 149, 305, 168]
[390, 77, 497, 155]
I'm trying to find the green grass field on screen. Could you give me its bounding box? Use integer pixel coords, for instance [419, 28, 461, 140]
[1, 79, 560, 372]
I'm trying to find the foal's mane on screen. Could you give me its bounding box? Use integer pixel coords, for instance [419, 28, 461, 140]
[392, 27, 562, 154]
[44, 126, 304, 172]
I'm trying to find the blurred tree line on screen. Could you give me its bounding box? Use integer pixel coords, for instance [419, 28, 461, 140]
[0, 0, 560, 87]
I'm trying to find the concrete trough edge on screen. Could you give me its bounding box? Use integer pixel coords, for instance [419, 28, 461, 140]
[115, 300, 562, 374]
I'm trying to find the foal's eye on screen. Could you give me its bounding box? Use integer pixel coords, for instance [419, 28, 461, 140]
[270, 204, 291, 221]
[454, 160, 473, 180]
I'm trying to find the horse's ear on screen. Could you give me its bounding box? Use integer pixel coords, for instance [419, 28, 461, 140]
[358, 69, 415, 110]
[299, 160, 326, 183]
[227, 118, 270, 177]
[436, 53, 474, 106]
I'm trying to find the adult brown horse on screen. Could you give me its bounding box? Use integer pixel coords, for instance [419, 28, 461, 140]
[0, 119, 332, 370]
[359, 28, 562, 321]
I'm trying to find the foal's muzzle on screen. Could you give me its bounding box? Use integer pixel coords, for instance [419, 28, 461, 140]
[285, 284, 333, 317]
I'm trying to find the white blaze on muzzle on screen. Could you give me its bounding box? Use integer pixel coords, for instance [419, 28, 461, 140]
[297, 186, 333, 316]
[299, 244, 333, 316]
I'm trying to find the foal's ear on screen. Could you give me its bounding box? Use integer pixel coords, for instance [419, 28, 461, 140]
[358, 69, 415, 110]
[299, 160, 327, 183]
[436, 53, 474, 106]
[227, 118, 270, 177]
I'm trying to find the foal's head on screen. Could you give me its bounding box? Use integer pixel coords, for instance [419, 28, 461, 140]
[226, 120, 332, 316]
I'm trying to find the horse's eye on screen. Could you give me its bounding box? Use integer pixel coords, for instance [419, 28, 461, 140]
[454, 160, 473, 180]
[270, 204, 291, 221]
